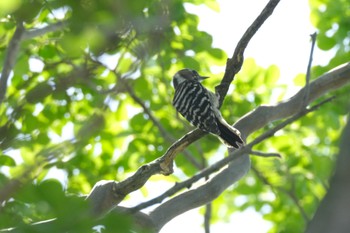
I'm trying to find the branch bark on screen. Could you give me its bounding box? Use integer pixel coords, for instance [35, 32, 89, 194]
[149, 153, 250, 231]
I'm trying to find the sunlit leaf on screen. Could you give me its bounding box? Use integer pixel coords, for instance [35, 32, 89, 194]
[0, 155, 16, 166]
[293, 73, 306, 86]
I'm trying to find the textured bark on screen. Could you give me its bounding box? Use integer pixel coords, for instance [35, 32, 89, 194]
[150, 154, 250, 231]
[305, 112, 350, 233]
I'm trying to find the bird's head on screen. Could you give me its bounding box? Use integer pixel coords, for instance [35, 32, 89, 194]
[173, 68, 209, 89]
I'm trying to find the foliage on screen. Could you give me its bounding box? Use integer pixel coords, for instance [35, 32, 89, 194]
[309, 0, 350, 76]
[0, 0, 349, 232]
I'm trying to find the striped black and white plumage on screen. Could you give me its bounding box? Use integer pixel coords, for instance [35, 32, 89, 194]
[172, 68, 244, 148]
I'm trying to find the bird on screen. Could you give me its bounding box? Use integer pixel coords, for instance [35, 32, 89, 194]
[172, 68, 244, 148]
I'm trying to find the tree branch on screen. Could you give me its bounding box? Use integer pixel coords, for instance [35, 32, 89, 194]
[302, 32, 317, 108]
[216, 0, 281, 105]
[22, 21, 68, 40]
[0, 22, 25, 104]
[204, 203, 212, 233]
[250, 150, 281, 158]
[149, 153, 250, 231]
[0, 21, 67, 104]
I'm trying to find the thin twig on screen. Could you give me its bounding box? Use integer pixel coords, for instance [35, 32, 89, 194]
[123, 80, 173, 142]
[250, 150, 281, 158]
[302, 32, 317, 107]
[204, 203, 212, 233]
[204, 162, 211, 233]
[22, 21, 68, 40]
[129, 96, 335, 212]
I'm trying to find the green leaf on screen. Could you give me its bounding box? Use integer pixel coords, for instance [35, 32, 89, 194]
[12, 0, 43, 23]
[0, 155, 16, 166]
[205, 0, 220, 12]
[37, 179, 64, 201]
[59, 34, 84, 57]
[317, 33, 336, 51]
[26, 82, 54, 103]
[181, 56, 200, 70]
[265, 64, 280, 84]
[0, 0, 21, 17]
[38, 44, 57, 59]
[293, 73, 306, 86]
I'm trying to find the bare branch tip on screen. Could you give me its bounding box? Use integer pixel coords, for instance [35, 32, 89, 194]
[250, 150, 282, 158]
[310, 32, 317, 40]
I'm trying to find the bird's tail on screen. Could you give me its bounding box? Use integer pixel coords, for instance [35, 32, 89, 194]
[216, 118, 244, 148]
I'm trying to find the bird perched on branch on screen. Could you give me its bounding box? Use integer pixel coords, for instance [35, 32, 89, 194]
[172, 68, 244, 148]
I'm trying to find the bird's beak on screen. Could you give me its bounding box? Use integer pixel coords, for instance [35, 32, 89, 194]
[198, 75, 209, 81]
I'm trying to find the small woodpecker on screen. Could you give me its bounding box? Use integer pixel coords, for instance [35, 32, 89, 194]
[172, 68, 243, 148]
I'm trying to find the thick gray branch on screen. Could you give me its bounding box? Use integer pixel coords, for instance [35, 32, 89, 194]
[149, 154, 250, 231]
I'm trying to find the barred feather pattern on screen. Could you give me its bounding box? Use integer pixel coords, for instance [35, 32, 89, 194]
[172, 78, 244, 148]
[172, 80, 220, 135]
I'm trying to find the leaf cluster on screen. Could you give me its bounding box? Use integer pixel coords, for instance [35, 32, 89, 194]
[309, 0, 350, 75]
